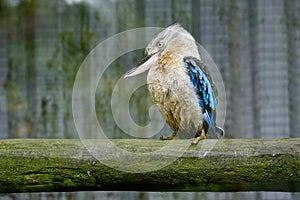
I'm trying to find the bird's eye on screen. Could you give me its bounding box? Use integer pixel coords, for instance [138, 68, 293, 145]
[158, 41, 164, 48]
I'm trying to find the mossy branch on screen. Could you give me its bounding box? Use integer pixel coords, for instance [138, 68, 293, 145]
[0, 138, 300, 192]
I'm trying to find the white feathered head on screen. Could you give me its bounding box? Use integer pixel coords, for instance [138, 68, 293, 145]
[125, 24, 200, 78]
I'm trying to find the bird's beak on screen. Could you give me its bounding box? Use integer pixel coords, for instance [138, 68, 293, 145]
[124, 53, 159, 78]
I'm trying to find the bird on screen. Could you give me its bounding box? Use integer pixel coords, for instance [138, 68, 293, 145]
[124, 24, 224, 144]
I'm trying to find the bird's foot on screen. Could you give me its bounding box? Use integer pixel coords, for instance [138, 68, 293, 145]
[191, 130, 206, 145]
[160, 136, 175, 140]
[160, 132, 177, 140]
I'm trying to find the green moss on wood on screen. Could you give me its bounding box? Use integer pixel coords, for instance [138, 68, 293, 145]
[0, 138, 299, 192]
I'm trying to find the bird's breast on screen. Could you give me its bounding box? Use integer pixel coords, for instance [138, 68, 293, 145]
[147, 58, 203, 132]
[147, 60, 184, 104]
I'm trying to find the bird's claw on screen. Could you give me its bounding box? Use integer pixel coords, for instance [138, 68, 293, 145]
[191, 140, 199, 145]
[160, 136, 175, 140]
[160, 132, 177, 140]
[191, 130, 206, 145]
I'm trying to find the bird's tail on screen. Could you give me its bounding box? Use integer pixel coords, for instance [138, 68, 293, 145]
[215, 126, 225, 139]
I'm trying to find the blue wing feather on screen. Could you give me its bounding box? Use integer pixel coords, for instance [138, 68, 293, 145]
[183, 57, 217, 135]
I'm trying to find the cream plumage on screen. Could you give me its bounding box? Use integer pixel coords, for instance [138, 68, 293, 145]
[125, 24, 224, 144]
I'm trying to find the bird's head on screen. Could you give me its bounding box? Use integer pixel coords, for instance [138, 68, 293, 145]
[124, 23, 199, 78]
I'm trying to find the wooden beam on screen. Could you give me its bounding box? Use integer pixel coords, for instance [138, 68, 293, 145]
[0, 138, 299, 192]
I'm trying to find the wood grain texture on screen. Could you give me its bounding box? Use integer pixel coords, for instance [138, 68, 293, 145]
[0, 138, 299, 192]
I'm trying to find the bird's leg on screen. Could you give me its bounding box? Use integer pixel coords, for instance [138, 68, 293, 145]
[160, 132, 177, 140]
[191, 129, 206, 145]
